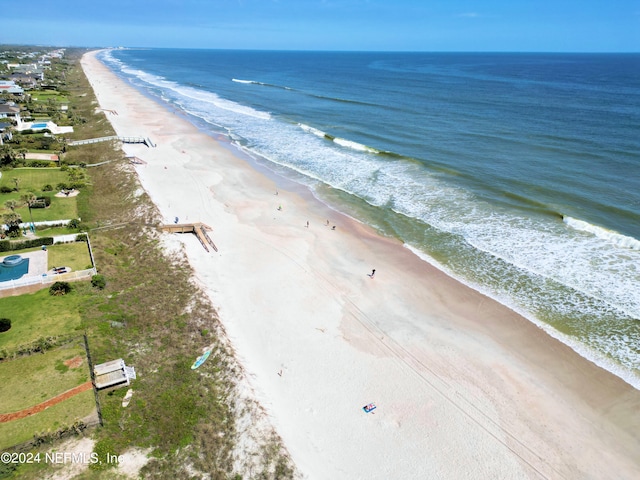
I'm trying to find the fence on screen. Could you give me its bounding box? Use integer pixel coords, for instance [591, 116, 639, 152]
[0, 267, 97, 292]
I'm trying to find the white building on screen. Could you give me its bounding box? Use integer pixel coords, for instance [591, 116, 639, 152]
[0, 80, 24, 94]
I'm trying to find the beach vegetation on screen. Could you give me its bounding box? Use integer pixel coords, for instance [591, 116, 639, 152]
[91, 274, 106, 289]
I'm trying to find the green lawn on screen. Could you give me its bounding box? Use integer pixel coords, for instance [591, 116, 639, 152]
[0, 168, 79, 221]
[34, 225, 76, 238]
[0, 168, 68, 192]
[46, 241, 94, 271]
[0, 288, 84, 354]
[30, 90, 69, 104]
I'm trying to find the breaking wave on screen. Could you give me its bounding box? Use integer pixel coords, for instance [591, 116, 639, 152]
[563, 216, 640, 250]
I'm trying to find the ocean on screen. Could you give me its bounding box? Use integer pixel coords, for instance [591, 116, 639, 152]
[99, 49, 640, 388]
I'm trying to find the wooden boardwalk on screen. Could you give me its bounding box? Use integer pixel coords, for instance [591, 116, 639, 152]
[67, 136, 155, 147]
[161, 223, 218, 252]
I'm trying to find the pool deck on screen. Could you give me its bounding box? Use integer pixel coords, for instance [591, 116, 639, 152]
[0, 250, 48, 280]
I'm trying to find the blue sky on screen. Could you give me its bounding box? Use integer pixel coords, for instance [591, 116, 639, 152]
[3, 0, 639, 52]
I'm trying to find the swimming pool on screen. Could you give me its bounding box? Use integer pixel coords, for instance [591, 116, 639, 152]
[0, 255, 30, 282]
[31, 123, 48, 129]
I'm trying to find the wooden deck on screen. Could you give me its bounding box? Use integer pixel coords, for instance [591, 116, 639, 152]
[161, 223, 218, 252]
[67, 136, 155, 147]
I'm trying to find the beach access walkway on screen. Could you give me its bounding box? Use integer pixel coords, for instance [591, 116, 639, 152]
[67, 136, 156, 148]
[161, 223, 218, 252]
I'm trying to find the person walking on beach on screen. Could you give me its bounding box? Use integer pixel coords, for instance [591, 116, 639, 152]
[306, 221, 309, 228]
[370, 269, 376, 278]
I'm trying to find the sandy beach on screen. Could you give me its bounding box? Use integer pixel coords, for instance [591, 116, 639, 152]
[81, 51, 640, 479]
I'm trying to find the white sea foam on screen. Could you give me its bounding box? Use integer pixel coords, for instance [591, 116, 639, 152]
[563, 216, 640, 250]
[232, 78, 257, 84]
[298, 123, 327, 138]
[333, 137, 380, 154]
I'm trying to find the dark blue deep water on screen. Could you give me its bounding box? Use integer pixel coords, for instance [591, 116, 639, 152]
[100, 49, 640, 387]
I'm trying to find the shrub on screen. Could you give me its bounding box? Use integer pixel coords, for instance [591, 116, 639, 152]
[0, 236, 54, 252]
[42, 184, 54, 191]
[31, 196, 51, 208]
[0, 185, 14, 194]
[26, 160, 53, 168]
[90, 437, 118, 472]
[49, 281, 72, 296]
[68, 218, 81, 229]
[91, 274, 106, 289]
[0, 318, 11, 333]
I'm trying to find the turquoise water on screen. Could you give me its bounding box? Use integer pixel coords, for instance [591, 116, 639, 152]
[0, 257, 29, 282]
[100, 49, 640, 388]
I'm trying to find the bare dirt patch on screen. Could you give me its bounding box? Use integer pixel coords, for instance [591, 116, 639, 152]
[63, 356, 83, 369]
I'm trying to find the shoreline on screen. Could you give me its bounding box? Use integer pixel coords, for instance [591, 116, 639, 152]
[82, 50, 640, 479]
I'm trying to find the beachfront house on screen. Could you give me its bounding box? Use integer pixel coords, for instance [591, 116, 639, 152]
[0, 80, 24, 95]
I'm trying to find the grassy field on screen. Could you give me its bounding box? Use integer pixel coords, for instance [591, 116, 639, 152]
[0, 341, 89, 412]
[0, 287, 84, 355]
[0, 390, 95, 450]
[0, 169, 68, 192]
[30, 90, 69, 104]
[34, 225, 75, 238]
[46, 241, 93, 271]
[0, 168, 80, 221]
[0, 339, 95, 451]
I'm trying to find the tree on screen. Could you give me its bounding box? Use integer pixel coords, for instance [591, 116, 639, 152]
[2, 211, 22, 237]
[12, 177, 19, 191]
[4, 200, 19, 212]
[20, 192, 37, 226]
[0, 145, 16, 167]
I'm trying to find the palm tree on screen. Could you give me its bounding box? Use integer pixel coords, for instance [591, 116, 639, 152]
[4, 199, 19, 212]
[0, 145, 16, 167]
[20, 192, 37, 226]
[12, 177, 19, 192]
